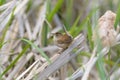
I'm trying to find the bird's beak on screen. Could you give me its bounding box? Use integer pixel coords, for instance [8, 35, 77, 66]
[47, 33, 55, 38]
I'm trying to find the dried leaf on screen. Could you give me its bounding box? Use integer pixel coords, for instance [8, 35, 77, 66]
[93, 10, 119, 47]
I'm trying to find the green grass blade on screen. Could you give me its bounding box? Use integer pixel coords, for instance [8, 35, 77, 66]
[25, 0, 32, 13]
[96, 40, 106, 80]
[96, 58, 106, 80]
[87, 18, 94, 50]
[78, 7, 99, 30]
[71, 7, 98, 37]
[70, 14, 81, 36]
[71, 14, 81, 29]
[64, 0, 73, 30]
[42, 25, 48, 46]
[47, 0, 63, 21]
[21, 39, 51, 64]
[0, 41, 7, 49]
[0, 0, 6, 5]
[46, 0, 51, 14]
[0, 7, 15, 49]
[94, 24, 106, 80]
[0, 44, 30, 78]
[42, 0, 51, 47]
[114, 4, 120, 29]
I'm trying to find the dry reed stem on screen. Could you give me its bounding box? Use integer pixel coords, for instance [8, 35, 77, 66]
[37, 34, 85, 80]
[66, 47, 109, 80]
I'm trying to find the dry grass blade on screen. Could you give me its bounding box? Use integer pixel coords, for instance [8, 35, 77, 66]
[16, 56, 39, 80]
[0, 1, 14, 11]
[6, 53, 33, 80]
[66, 47, 109, 80]
[0, 0, 16, 22]
[16, 54, 60, 80]
[32, 2, 46, 40]
[25, 54, 60, 80]
[23, 14, 32, 40]
[0, 0, 17, 32]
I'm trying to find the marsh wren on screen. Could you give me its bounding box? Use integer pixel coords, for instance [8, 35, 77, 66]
[52, 26, 73, 49]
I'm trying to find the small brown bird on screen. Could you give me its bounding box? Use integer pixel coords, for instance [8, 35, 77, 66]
[52, 26, 73, 49]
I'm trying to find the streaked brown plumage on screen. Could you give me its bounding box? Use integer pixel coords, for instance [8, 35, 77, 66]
[53, 32, 73, 49]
